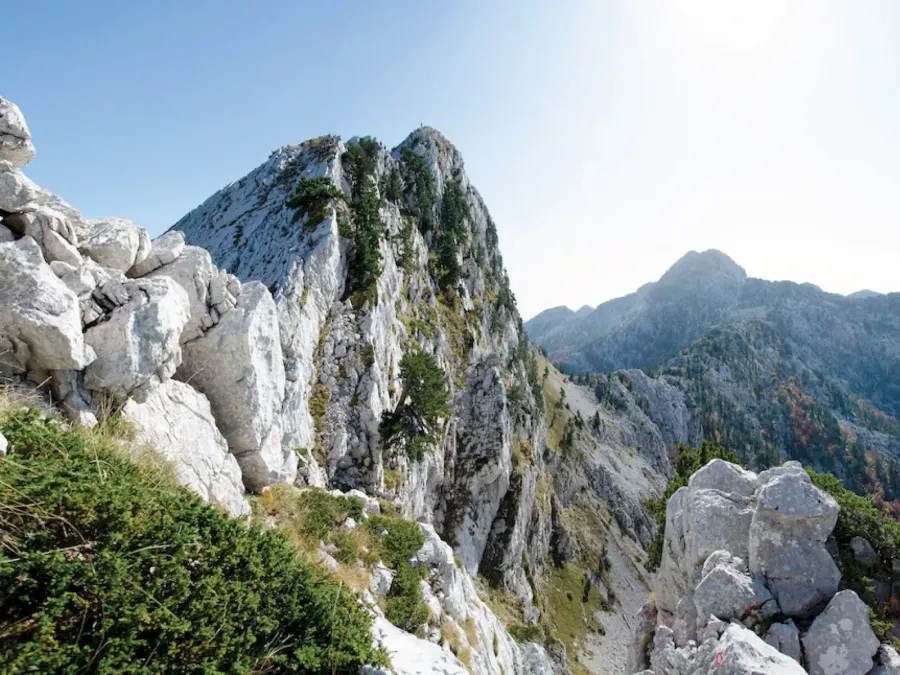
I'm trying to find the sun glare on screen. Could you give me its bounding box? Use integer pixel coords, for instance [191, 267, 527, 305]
[672, 0, 791, 51]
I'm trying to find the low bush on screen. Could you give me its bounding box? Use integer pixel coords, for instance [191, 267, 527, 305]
[0, 407, 386, 673]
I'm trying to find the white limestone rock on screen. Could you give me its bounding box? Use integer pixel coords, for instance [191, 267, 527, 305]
[0, 97, 35, 167]
[122, 380, 249, 517]
[0, 237, 93, 372]
[692, 550, 775, 623]
[83, 276, 190, 399]
[0, 430, 7, 455]
[713, 623, 807, 674]
[688, 458, 757, 498]
[79, 217, 151, 272]
[148, 245, 217, 342]
[869, 645, 900, 675]
[0, 223, 14, 243]
[364, 615, 468, 675]
[802, 590, 879, 675]
[654, 481, 755, 614]
[177, 281, 291, 490]
[766, 620, 802, 664]
[0, 160, 37, 212]
[369, 563, 395, 598]
[128, 230, 185, 278]
[749, 470, 840, 617]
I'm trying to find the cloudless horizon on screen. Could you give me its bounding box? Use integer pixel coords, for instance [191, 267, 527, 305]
[6, 1, 900, 319]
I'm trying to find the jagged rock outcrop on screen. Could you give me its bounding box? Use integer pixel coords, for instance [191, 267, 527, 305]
[122, 380, 248, 516]
[630, 458, 889, 675]
[0, 95, 275, 518]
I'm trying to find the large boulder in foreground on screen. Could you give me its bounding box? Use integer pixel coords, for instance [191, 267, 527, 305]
[0, 97, 35, 167]
[83, 276, 189, 399]
[749, 467, 840, 617]
[654, 459, 757, 613]
[0, 237, 94, 373]
[122, 380, 249, 517]
[801, 590, 879, 675]
[0, 160, 37, 212]
[177, 281, 291, 490]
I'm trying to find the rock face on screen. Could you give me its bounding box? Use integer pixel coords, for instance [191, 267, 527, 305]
[122, 380, 249, 516]
[178, 281, 290, 491]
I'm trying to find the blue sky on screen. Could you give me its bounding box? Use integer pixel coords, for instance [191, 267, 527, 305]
[6, 1, 900, 319]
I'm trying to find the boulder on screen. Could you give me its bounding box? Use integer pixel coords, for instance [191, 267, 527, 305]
[369, 563, 395, 597]
[79, 217, 151, 272]
[121, 380, 249, 517]
[0, 97, 35, 167]
[626, 601, 657, 673]
[83, 276, 190, 399]
[655, 483, 755, 613]
[869, 645, 900, 675]
[0, 160, 37, 212]
[765, 620, 802, 664]
[851, 536, 879, 568]
[149, 245, 217, 342]
[50, 370, 97, 428]
[688, 458, 758, 498]
[0, 237, 93, 372]
[802, 590, 879, 675]
[50, 260, 98, 296]
[693, 550, 775, 623]
[177, 282, 290, 490]
[128, 230, 185, 278]
[0, 430, 7, 455]
[749, 470, 840, 616]
[713, 623, 807, 674]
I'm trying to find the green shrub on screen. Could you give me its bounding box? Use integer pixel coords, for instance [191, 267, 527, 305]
[379, 351, 451, 461]
[287, 176, 345, 227]
[0, 408, 386, 674]
[364, 514, 425, 569]
[385, 564, 429, 634]
[399, 146, 435, 231]
[341, 138, 385, 309]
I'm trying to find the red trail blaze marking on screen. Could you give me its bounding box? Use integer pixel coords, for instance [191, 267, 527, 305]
[715, 652, 724, 666]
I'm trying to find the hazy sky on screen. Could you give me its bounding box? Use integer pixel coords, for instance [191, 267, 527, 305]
[6, 1, 900, 319]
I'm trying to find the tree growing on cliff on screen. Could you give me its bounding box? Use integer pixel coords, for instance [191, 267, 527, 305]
[380, 351, 451, 461]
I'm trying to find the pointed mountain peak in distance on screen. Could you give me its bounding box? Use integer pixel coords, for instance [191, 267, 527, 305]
[658, 249, 747, 288]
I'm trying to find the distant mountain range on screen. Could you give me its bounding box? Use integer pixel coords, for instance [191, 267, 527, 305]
[526, 250, 900, 509]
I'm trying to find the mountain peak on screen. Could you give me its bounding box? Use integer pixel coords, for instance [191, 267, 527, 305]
[658, 249, 747, 288]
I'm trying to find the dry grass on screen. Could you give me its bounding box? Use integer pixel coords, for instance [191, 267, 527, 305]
[440, 620, 472, 667]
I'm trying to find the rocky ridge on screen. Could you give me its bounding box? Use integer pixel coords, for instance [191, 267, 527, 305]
[0, 96, 574, 675]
